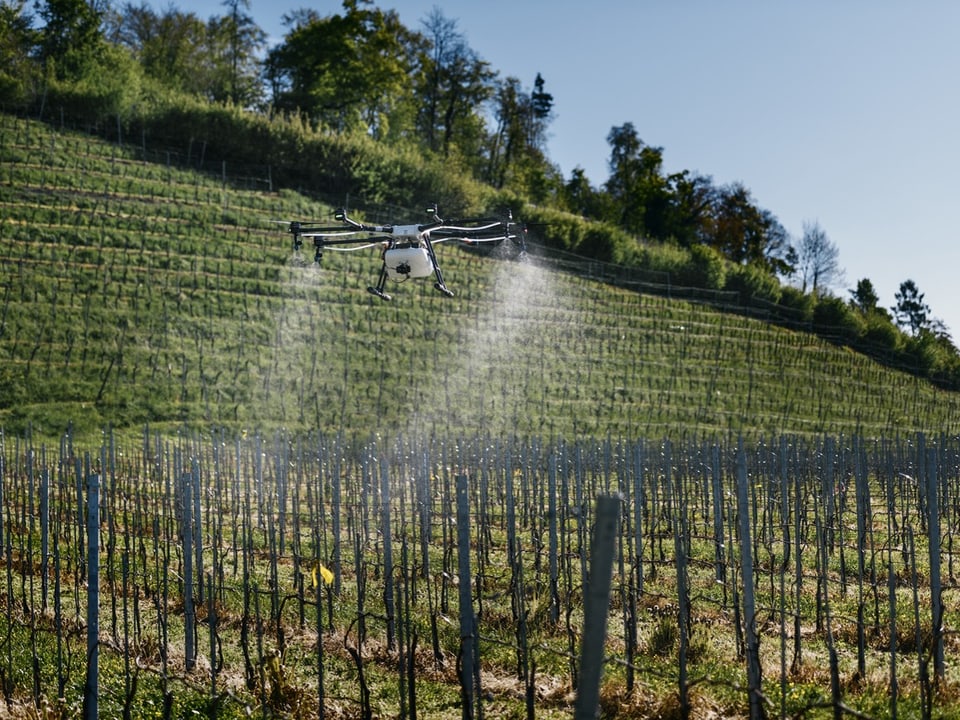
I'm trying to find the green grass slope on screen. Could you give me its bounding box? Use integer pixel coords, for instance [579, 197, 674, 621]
[2, 113, 960, 442]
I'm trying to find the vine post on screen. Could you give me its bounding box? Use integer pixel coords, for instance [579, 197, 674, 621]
[574, 493, 622, 720]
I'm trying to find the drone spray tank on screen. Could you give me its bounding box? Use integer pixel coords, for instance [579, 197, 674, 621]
[381, 215, 436, 279]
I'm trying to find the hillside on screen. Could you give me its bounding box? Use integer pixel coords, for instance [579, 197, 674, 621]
[3, 113, 960, 442]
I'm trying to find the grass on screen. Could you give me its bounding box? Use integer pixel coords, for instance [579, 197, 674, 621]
[4, 113, 960, 443]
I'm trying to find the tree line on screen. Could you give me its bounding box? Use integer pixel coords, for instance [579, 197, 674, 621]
[3, 0, 959, 388]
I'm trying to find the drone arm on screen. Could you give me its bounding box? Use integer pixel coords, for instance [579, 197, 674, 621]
[333, 208, 395, 234]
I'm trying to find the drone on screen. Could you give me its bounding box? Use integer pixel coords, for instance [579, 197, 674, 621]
[285, 205, 525, 300]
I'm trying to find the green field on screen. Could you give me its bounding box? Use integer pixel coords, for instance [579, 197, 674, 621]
[2, 113, 960, 443]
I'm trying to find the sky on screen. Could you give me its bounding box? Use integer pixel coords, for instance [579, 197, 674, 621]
[181, 0, 960, 339]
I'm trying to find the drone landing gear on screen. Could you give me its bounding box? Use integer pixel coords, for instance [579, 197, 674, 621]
[365, 240, 455, 299]
[367, 286, 392, 301]
[367, 264, 392, 300]
[426, 241, 454, 297]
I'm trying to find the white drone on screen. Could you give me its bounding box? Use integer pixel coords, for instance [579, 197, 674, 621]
[285, 205, 525, 300]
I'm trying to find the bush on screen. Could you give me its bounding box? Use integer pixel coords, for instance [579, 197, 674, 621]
[724, 262, 782, 305]
[812, 294, 865, 340]
[898, 330, 960, 389]
[579, 224, 639, 264]
[518, 206, 640, 264]
[861, 312, 903, 354]
[778, 285, 815, 323]
[677, 243, 727, 290]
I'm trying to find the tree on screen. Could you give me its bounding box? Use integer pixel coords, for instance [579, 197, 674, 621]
[416, 7, 455, 153]
[563, 166, 606, 218]
[0, 0, 39, 106]
[109, 1, 264, 105]
[603, 122, 671, 238]
[892, 279, 930, 336]
[709, 183, 794, 276]
[491, 71, 556, 196]
[849, 278, 880, 314]
[36, 0, 107, 81]
[414, 8, 494, 164]
[110, 3, 209, 94]
[529, 72, 553, 151]
[206, 0, 266, 107]
[795, 220, 842, 294]
[266, 0, 420, 135]
[663, 170, 716, 246]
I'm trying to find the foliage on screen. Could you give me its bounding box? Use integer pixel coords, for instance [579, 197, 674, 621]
[206, 0, 268, 107]
[892, 278, 930, 336]
[849, 277, 881, 314]
[603, 122, 672, 239]
[125, 94, 493, 214]
[675, 243, 727, 290]
[723, 261, 782, 305]
[900, 329, 960, 384]
[518, 204, 640, 264]
[812, 293, 864, 338]
[414, 7, 495, 166]
[41, 41, 142, 127]
[862, 309, 903, 352]
[710, 182, 793, 276]
[108, 0, 267, 107]
[777, 284, 815, 323]
[0, 0, 39, 108]
[265, 0, 421, 136]
[36, 0, 106, 82]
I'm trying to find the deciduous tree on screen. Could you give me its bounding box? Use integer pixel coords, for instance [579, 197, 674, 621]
[664, 170, 716, 246]
[603, 122, 670, 238]
[795, 220, 842, 294]
[709, 182, 793, 276]
[485, 73, 558, 200]
[207, 0, 266, 107]
[266, 0, 419, 136]
[110, 3, 208, 94]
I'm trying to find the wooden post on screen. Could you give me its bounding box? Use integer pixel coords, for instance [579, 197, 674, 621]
[574, 493, 622, 720]
[380, 458, 396, 651]
[83, 471, 100, 720]
[736, 444, 763, 720]
[926, 448, 944, 678]
[456, 473, 477, 720]
[182, 471, 196, 671]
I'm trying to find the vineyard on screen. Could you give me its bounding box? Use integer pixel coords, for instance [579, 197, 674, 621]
[3, 114, 960, 443]
[3, 113, 960, 719]
[1, 431, 958, 718]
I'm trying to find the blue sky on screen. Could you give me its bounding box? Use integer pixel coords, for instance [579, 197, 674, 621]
[184, 0, 960, 339]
